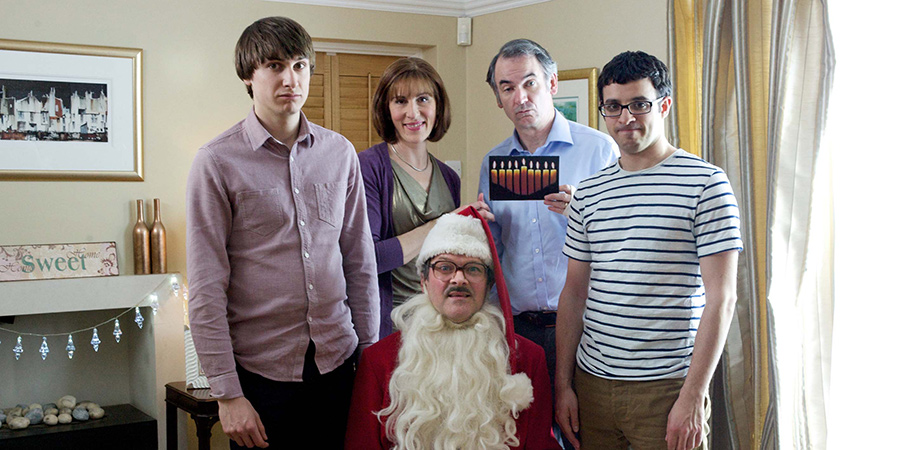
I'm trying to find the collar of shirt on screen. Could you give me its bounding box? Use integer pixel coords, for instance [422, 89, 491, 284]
[509, 110, 574, 156]
[244, 107, 315, 152]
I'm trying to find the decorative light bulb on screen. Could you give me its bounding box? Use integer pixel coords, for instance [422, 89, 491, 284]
[135, 307, 145, 329]
[113, 319, 123, 343]
[149, 293, 159, 315]
[91, 328, 101, 351]
[66, 334, 76, 359]
[13, 336, 23, 360]
[39, 337, 50, 360]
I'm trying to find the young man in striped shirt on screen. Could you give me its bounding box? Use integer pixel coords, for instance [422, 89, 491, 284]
[555, 51, 742, 450]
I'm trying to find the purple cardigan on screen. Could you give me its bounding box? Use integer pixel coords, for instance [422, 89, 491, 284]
[358, 142, 461, 338]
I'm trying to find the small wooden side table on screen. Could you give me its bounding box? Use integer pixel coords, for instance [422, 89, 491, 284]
[165, 381, 219, 450]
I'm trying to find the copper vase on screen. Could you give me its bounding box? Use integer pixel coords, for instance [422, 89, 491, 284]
[150, 198, 167, 274]
[133, 199, 151, 274]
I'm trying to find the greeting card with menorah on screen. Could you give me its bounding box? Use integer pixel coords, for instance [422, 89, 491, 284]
[488, 156, 559, 201]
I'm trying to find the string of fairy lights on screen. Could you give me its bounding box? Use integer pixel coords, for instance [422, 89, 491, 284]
[0, 274, 186, 361]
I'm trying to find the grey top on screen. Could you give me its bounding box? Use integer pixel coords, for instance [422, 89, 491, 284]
[389, 155, 455, 310]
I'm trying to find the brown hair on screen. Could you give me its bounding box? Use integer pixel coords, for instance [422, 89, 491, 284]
[372, 57, 451, 143]
[234, 17, 316, 98]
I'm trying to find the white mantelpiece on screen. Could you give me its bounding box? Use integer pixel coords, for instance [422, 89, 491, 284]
[0, 274, 185, 449]
[0, 274, 171, 315]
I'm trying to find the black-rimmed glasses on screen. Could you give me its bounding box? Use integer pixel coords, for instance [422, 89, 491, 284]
[429, 261, 489, 282]
[599, 96, 666, 118]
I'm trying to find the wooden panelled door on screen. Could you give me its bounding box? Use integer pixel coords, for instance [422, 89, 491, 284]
[306, 52, 402, 152]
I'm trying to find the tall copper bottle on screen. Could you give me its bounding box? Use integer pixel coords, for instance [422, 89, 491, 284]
[133, 199, 151, 274]
[150, 198, 167, 274]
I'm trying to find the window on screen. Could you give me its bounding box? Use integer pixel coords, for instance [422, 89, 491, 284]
[825, 3, 899, 448]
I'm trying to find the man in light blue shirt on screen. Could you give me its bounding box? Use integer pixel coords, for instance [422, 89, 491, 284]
[478, 39, 618, 447]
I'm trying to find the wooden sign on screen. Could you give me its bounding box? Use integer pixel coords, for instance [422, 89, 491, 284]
[0, 242, 119, 282]
[489, 156, 559, 201]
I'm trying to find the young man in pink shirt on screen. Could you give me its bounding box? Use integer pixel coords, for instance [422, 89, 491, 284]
[186, 17, 379, 449]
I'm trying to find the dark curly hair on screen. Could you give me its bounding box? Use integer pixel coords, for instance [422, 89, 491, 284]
[597, 51, 671, 103]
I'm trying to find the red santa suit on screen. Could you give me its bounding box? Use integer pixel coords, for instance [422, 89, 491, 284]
[344, 207, 561, 449]
[346, 332, 559, 449]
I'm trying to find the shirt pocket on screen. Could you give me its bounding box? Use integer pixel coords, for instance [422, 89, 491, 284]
[314, 181, 347, 228]
[235, 189, 285, 236]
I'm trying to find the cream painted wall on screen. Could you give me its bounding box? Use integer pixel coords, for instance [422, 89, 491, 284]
[463, 0, 669, 201]
[0, 0, 465, 278]
[0, 0, 666, 447]
[0, 0, 668, 286]
[0, 1, 462, 448]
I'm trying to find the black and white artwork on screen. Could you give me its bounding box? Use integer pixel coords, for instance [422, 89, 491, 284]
[0, 78, 109, 142]
[0, 39, 142, 180]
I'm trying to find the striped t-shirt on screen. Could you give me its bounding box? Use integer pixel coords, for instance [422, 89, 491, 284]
[563, 149, 742, 380]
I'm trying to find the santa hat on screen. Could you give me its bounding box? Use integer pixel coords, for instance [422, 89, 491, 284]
[416, 214, 493, 275]
[415, 207, 520, 373]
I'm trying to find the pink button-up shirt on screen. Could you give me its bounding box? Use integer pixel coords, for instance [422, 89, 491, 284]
[186, 109, 379, 399]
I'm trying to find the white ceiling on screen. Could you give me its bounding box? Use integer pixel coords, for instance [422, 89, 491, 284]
[267, 0, 552, 17]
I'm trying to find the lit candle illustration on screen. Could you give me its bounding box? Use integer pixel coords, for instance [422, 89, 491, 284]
[517, 160, 525, 195]
[500, 161, 506, 190]
[505, 161, 514, 193]
[520, 158, 528, 196]
[542, 161, 550, 191]
[512, 160, 520, 195]
[491, 160, 498, 185]
[527, 160, 535, 195]
[550, 161, 557, 185]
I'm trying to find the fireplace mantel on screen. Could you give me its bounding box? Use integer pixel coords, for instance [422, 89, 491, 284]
[0, 273, 185, 450]
[0, 273, 172, 316]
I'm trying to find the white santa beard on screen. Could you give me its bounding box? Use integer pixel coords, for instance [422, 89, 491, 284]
[381, 293, 533, 450]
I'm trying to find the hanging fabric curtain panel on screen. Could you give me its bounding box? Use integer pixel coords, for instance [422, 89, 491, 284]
[668, 1, 835, 448]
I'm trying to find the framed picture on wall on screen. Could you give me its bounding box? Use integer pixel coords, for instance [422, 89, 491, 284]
[0, 39, 143, 181]
[553, 67, 599, 130]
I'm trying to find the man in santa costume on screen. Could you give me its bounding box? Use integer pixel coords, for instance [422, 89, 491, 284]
[346, 207, 560, 449]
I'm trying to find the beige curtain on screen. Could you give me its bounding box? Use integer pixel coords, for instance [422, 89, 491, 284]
[764, 1, 834, 448]
[668, 1, 834, 448]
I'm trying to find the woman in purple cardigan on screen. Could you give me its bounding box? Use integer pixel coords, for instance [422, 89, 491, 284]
[359, 58, 492, 339]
